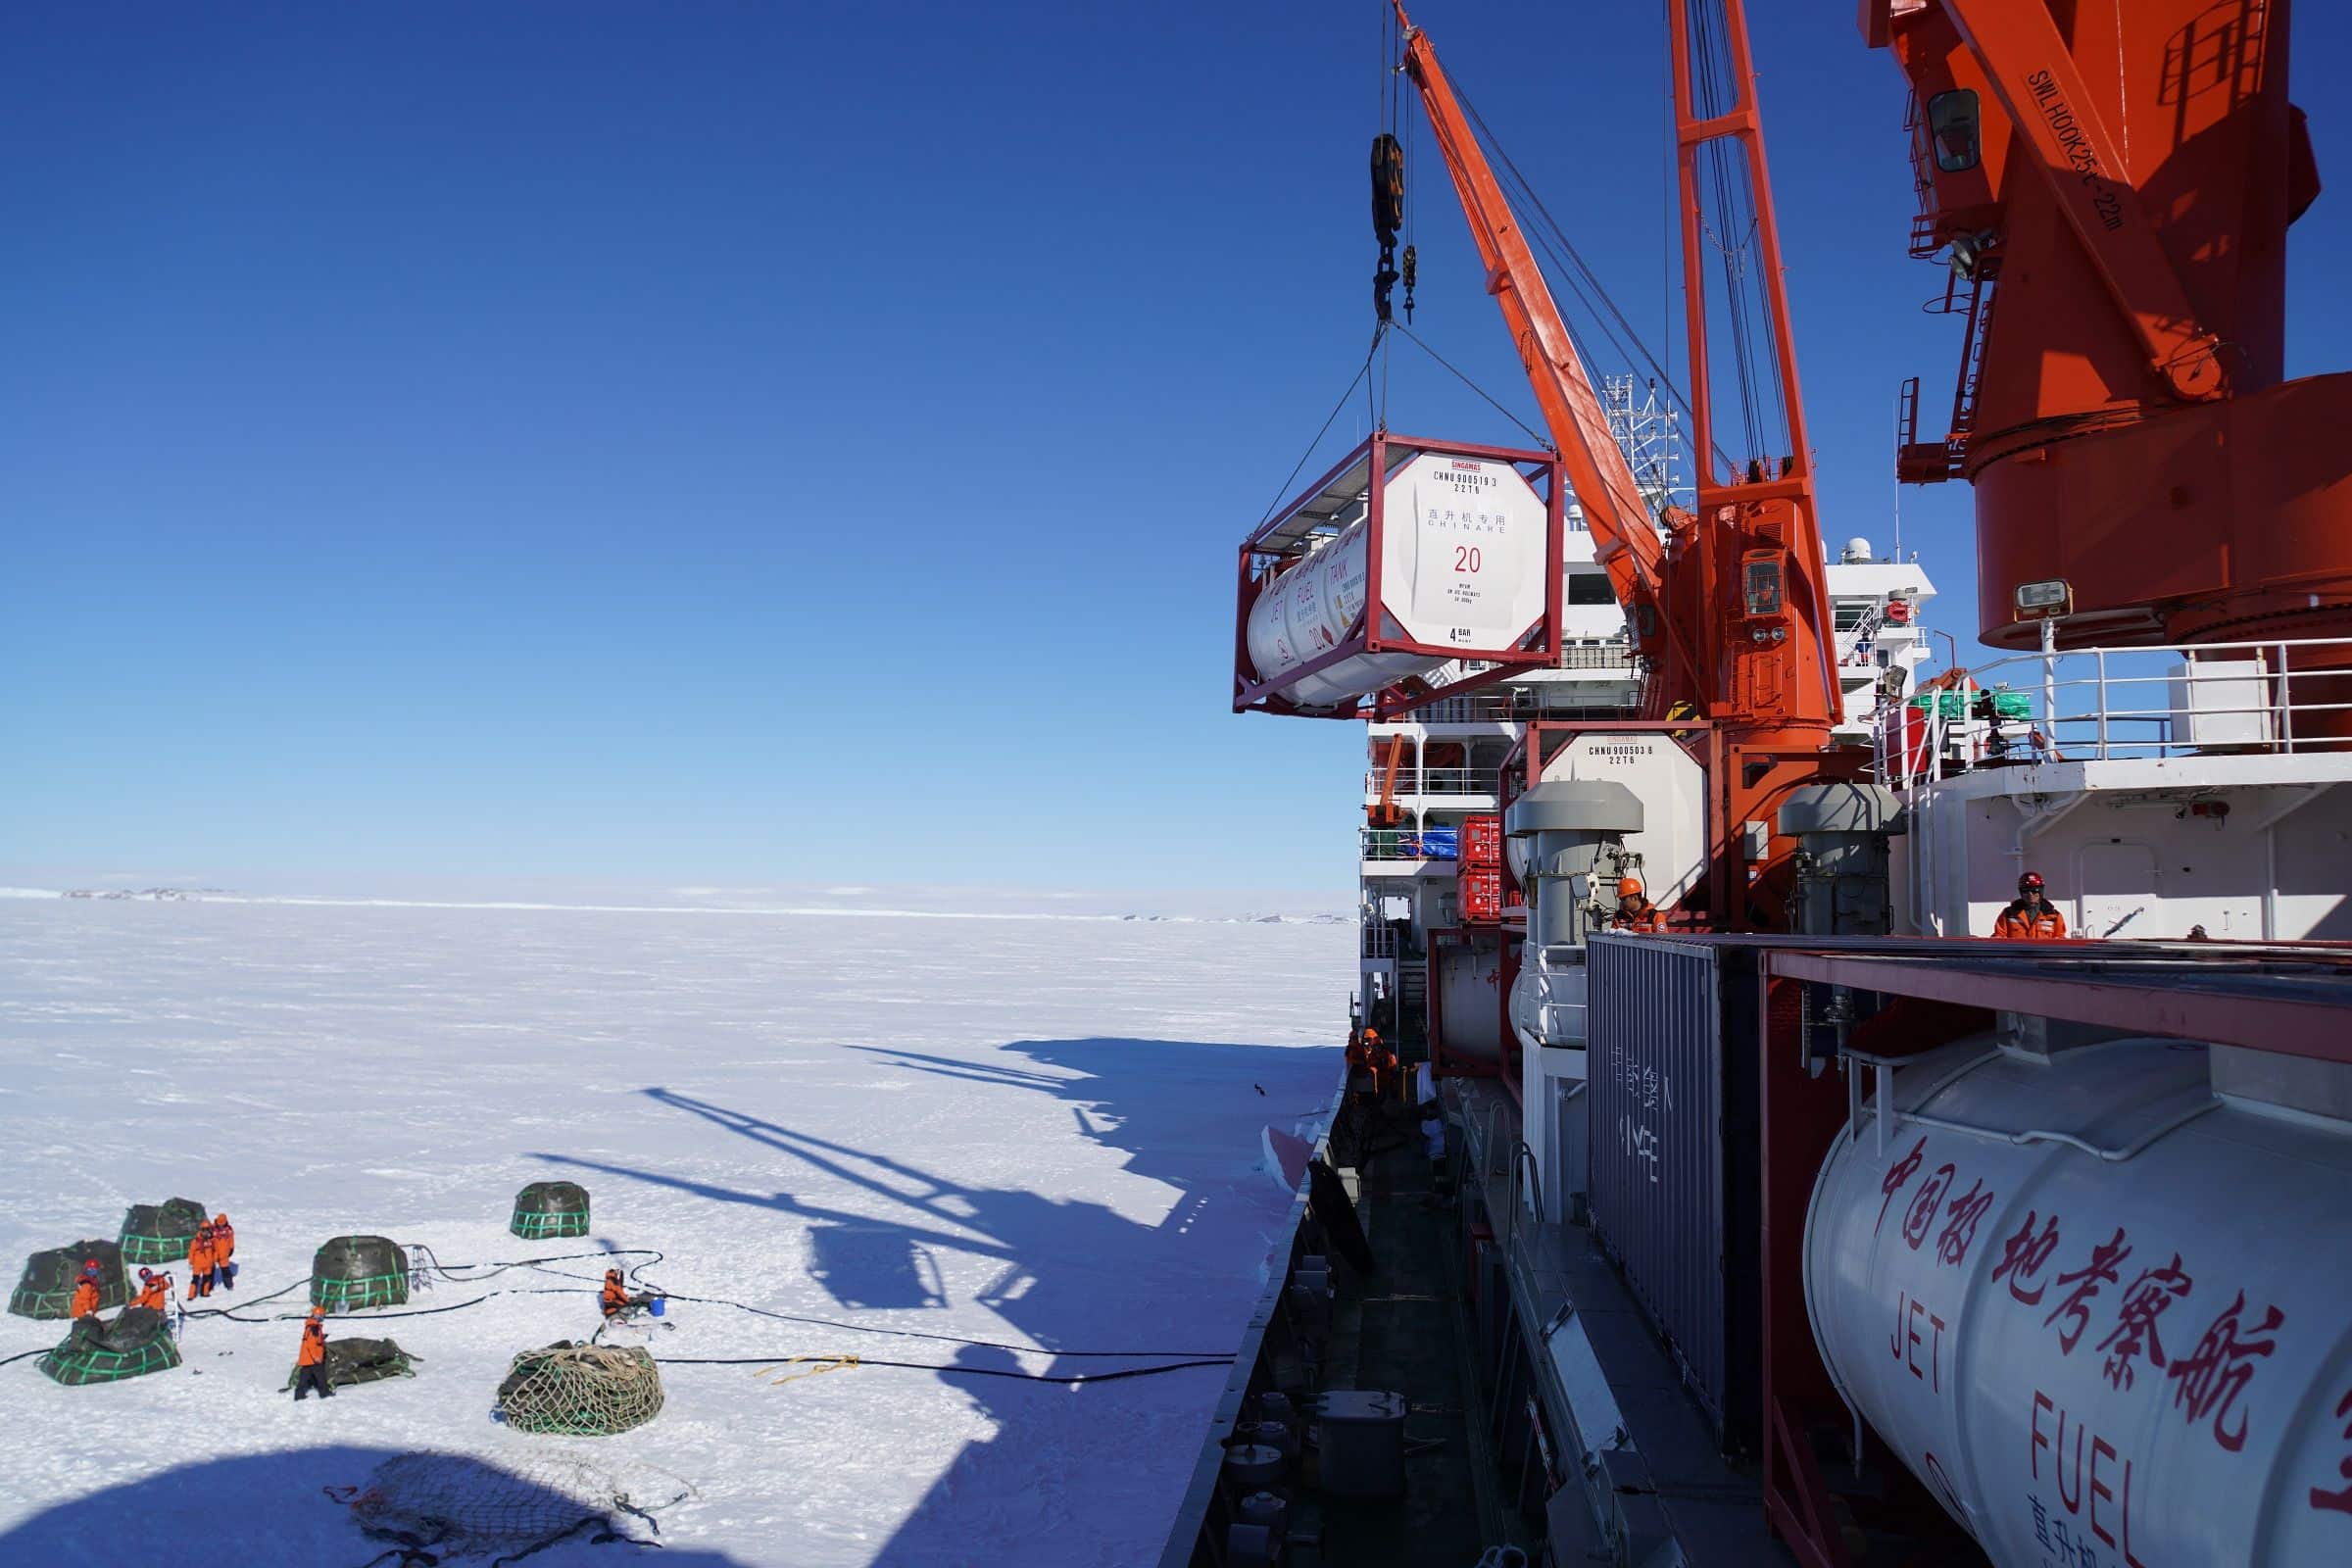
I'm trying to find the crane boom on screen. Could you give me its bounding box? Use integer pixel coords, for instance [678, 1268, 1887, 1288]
[1391, 1, 1838, 737]
[1391, 5, 1694, 709]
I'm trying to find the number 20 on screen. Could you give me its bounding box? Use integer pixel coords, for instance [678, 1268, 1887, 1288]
[1454, 546, 1483, 572]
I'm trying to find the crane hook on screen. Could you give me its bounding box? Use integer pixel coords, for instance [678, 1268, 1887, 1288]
[1372, 133, 1405, 323]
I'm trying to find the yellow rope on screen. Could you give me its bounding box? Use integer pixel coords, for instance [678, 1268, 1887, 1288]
[752, 1354, 859, 1386]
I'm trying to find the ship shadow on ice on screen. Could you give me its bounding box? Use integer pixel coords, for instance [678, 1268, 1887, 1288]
[0, 1444, 753, 1567]
[535, 1037, 1337, 1565]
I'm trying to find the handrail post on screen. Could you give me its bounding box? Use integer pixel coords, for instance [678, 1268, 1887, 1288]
[2039, 616, 2059, 759]
[2278, 642, 2294, 753]
[2096, 649, 2110, 758]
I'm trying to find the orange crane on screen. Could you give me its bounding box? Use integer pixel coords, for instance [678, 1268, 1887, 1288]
[1392, 0, 1846, 926]
[1867, 1, 2352, 686]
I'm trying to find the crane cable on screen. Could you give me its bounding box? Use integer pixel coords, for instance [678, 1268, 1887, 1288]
[1444, 71, 1734, 481]
[1250, 324, 1389, 532]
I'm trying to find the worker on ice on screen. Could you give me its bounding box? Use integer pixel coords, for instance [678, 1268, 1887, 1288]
[599, 1268, 655, 1328]
[69, 1259, 104, 1319]
[132, 1268, 172, 1313]
[210, 1212, 237, 1291]
[1610, 878, 1664, 932]
[185, 1221, 218, 1300]
[1992, 872, 2069, 940]
[293, 1307, 334, 1400]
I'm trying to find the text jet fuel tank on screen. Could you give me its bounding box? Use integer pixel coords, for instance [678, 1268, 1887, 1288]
[1235, 435, 1564, 719]
[1805, 1031, 2352, 1566]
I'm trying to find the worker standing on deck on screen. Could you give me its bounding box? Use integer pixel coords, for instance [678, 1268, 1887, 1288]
[1611, 878, 1664, 933]
[185, 1221, 217, 1300]
[293, 1307, 334, 1400]
[69, 1259, 103, 1319]
[210, 1213, 236, 1291]
[131, 1268, 172, 1312]
[1992, 873, 2069, 940]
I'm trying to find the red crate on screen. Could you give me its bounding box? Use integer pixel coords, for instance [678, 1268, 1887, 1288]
[1460, 814, 1502, 869]
[1458, 866, 1502, 924]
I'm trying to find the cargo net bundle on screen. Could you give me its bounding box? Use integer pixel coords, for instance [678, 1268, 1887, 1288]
[311, 1235, 412, 1312]
[279, 1336, 420, 1393]
[119, 1198, 207, 1266]
[510, 1181, 592, 1242]
[10, 1240, 127, 1320]
[341, 1450, 696, 1562]
[40, 1305, 182, 1386]
[495, 1344, 664, 1437]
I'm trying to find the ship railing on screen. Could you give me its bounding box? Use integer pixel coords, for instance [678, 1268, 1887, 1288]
[1360, 827, 1460, 862]
[1527, 942, 1587, 1048]
[1360, 919, 1397, 959]
[1361, 766, 1494, 797]
[1871, 633, 2352, 789]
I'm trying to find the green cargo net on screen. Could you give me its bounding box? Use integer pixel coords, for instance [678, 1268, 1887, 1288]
[311, 1270, 411, 1311]
[10, 1241, 129, 1321]
[280, 1336, 420, 1391]
[496, 1344, 663, 1437]
[311, 1235, 412, 1311]
[511, 1209, 592, 1240]
[39, 1308, 182, 1386]
[510, 1181, 592, 1241]
[119, 1199, 208, 1266]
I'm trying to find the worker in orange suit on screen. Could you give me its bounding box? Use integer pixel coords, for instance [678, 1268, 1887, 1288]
[1360, 1027, 1398, 1099]
[131, 1268, 172, 1313]
[210, 1213, 237, 1292]
[1611, 878, 1664, 933]
[69, 1259, 104, 1319]
[598, 1268, 656, 1333]
[293, 1307, 334, 1400]
[185, 1222, 217, 1300]
[1992, 872, 2069, 940]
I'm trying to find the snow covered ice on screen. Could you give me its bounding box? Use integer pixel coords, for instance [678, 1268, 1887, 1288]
[0, 895, 1347, 1566]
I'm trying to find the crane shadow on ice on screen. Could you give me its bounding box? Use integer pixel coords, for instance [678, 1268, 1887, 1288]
[536, 1037, 1337, 1565]
[0, 1444, 753, 1566]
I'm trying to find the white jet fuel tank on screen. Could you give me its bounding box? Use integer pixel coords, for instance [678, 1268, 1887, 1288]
[1804, 1034, 2352, 1567]
[1246, 450, 1551, 710]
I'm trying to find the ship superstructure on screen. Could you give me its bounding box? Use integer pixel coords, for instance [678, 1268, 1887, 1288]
[1355, 380, 1940, 1082]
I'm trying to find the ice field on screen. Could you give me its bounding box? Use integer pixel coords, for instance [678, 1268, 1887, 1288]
[0, 894, 1348, 1566]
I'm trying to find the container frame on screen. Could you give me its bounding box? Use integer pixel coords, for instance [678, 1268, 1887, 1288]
[1233, 433, 1566, 721]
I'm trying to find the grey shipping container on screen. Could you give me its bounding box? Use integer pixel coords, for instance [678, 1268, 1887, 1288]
[1584, 934, 1763, 1452]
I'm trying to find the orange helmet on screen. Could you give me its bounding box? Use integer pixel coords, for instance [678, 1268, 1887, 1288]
[1616, 877, 1644, 901]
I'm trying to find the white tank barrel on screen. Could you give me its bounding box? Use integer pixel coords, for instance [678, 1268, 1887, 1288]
[1244, 516, 1431, 710]
[1804, 1034, 2352, 1568]
[1246, 451, 1552, 710]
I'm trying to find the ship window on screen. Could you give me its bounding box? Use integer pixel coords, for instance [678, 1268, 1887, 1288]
[1929, 89, 1982, 173]
[1567, 571, 1614, 606]
[1834, 601, 1870, 632]
[1742, 558, 1783, 616]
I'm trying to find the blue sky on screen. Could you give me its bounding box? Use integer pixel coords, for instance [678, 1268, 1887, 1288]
[7, 1, 2350, 894]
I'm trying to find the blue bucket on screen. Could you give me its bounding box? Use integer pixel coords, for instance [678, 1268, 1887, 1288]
[648, 1297, 664, 1318]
